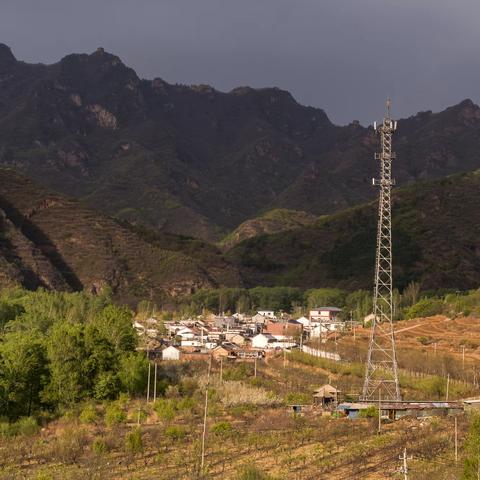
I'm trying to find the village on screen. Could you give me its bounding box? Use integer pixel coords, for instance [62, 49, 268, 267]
[133, 307, 475, 422]
[133, 306, 344, 363]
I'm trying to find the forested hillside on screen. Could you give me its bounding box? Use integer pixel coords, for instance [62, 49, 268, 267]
[227, 171, 480, 291]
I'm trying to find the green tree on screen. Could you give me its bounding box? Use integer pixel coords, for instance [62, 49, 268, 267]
[91, 305, 136, 353]
[94, 371, 120, 400]
[118, 353, 148, 395]
[305, 288, 347, 310]
[43, 322, 88, 406]
[345, 290, 372, 321]
[0, 331, 48, 419]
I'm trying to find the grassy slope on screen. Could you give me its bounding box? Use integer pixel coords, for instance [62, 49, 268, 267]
[219, 209, 317, 250]
[1, 349, 472, 480]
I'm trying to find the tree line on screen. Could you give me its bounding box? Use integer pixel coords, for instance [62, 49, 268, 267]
[157, 283, 480, 322]
[0, 288, 148, 421]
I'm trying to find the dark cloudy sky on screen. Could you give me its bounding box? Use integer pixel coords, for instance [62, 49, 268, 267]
[2, 0, 479, 124]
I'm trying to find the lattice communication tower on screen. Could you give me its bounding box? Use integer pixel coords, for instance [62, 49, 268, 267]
[362, 99, 401, 401]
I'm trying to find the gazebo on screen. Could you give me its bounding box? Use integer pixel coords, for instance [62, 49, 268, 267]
[313, 384, 342, 407]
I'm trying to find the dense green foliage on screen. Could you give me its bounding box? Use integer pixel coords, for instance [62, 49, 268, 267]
[0, 288, 147, 420]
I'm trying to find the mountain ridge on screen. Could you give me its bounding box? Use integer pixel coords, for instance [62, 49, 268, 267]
[1, 44, 480, 241]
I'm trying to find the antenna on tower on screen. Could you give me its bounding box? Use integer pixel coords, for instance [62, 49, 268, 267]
[361, 99, 401, 402]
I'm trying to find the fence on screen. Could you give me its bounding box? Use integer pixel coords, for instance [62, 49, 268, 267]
[301, 345, 341, 362]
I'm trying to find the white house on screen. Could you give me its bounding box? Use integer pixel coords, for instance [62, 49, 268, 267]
[180, 339, 202, 347]
[309, 307, 342, 321]
[310, 321, 345, 338]
[162, 346, 181, 361]
[295, 316, 310, 327]
[176, 327, 195, 339]
[252, 333, 276, 349]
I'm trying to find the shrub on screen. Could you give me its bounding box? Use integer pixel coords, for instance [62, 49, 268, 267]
[155, 399, 176, 422]
[0, 421, 13, 438]
[460, 339, 479, 349]
[211, 421, 233, 437]
[34, 472, 53, 480]
[16, 416, 40, 436]
[56, 427, 88, 464]
[105, 403, 127, 426]
[284, 392, 311, 405]
[0, 417, 39, 437]
[92, 438, 109, 454]
[125, 428, 143, 454]
[235, 464, 274, 480]
[359, 406, 378, 418]
[79, 404, 98, 424]
[179, 378, 198, 397]
[417, 336, 434, 346]
[177, 396, 196, 412]
[405, 298, 443, 319]
[165, 425, 187, 442]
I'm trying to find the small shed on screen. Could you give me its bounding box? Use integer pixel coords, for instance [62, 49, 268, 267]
[212, 345, 237, 359]
[162, 346, 181, 361]
[313, 384, 342, 407]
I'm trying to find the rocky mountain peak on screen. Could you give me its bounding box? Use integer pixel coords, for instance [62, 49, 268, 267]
[0, 44, 16, 71]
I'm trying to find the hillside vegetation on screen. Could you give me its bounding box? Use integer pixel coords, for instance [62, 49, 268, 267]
[219, 209, 317, 250]
[0, 168, 240, 303]
[227, 171, 480, 291]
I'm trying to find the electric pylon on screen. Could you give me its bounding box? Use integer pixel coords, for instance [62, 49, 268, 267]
[362, 99, 401, 401]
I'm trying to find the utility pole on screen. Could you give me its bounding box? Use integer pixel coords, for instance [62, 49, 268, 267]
[153, 362, 158, 402]
[146, 362, 151, 403]
[201, 388, 208, 474]
[201, 356, 212, 473]
[399, 448, 412, 480]
[446, 374, 450, 401]
[378, 389, 382, 433]
[362, 99, 401, 402]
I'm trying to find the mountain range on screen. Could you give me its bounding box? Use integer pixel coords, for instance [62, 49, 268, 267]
[1, 43, 480, 300]
[2, 44, 480, 242]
